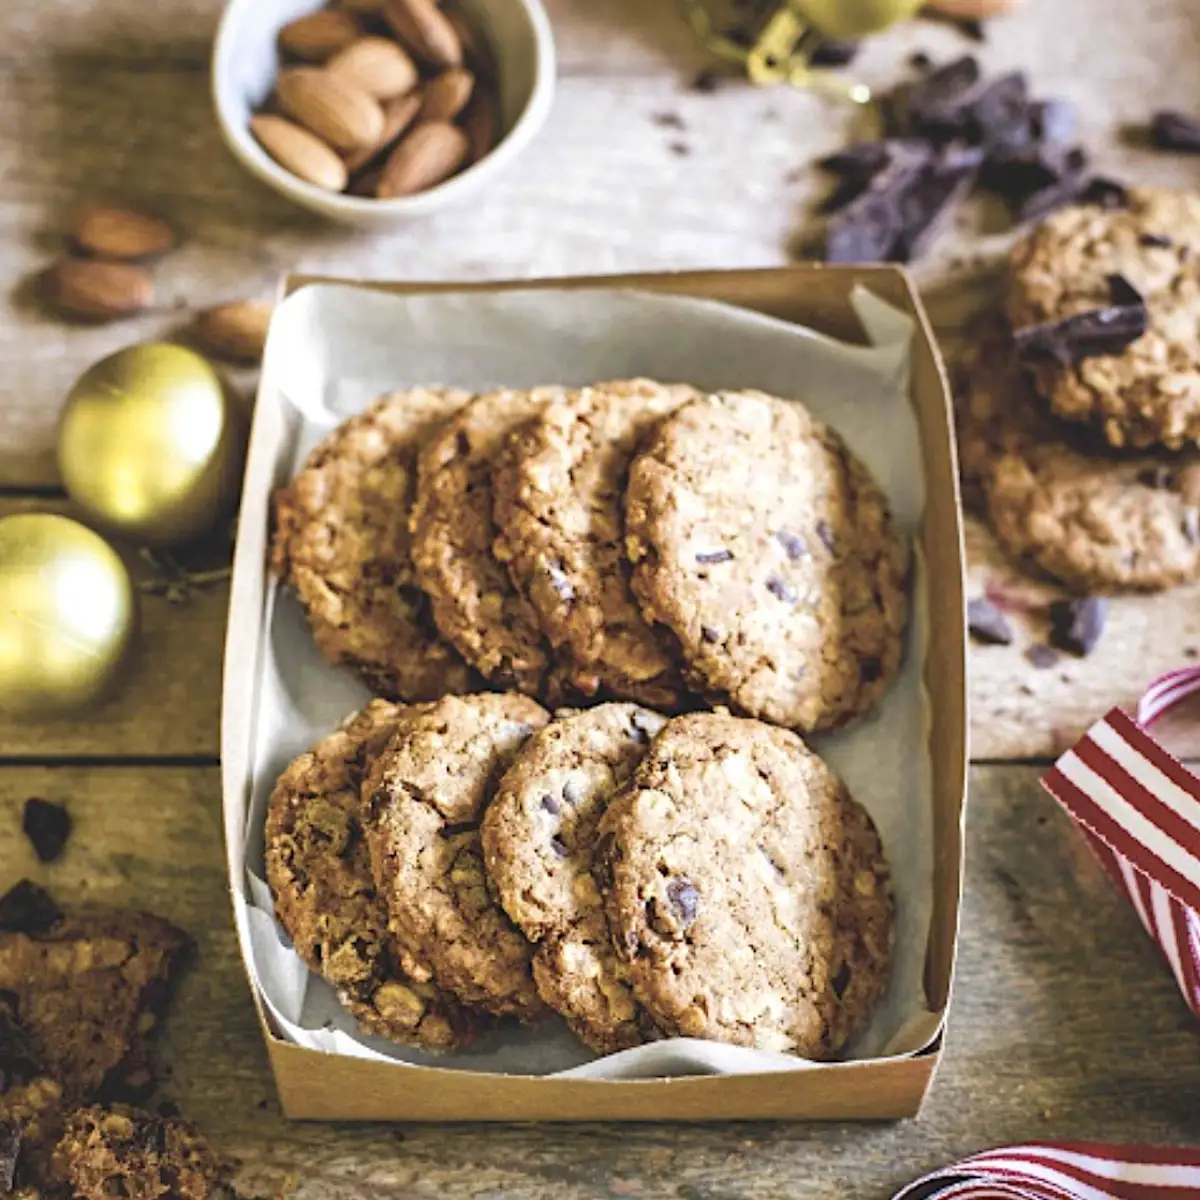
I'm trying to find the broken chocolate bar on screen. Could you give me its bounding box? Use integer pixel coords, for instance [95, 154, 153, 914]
[1150, 110, 1200, 154]
[1050, 596, 1107, 657]
[967, 597, 1014, 646]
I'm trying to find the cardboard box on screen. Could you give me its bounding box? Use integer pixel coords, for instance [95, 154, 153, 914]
[222, 264, 967, 1122]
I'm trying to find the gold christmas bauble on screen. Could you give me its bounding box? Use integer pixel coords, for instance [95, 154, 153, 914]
[57, 343, 244, 547]
[795, 0, 925, 37]
[0, 514, 136, 719]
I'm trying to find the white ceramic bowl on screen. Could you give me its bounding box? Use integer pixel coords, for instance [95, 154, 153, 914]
[213, 0, 556, 226]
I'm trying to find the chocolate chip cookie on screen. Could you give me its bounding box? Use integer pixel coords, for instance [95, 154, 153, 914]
[625, 391, 908, 733]
[959, 315, 1200, 591]
[271, 388, 477, 701]
[410, 388, 570, 696]
[265, 700, 475, 1049]
[365, 693, 550, 1020]
[493, 381, 696, 706]
[595, 712, 893, 1057]
[482, 703, 667, 1052]
[1007, 187, 1200, 450]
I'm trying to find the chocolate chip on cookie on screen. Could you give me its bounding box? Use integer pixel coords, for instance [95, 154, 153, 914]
[625, 390, 909, 733]
[596, 712, 893, 1057]
[364, 693, 551, 1020]
[271, 388, 478, 701]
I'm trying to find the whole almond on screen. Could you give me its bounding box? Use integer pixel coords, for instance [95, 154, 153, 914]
[44, 260, 154, 321]
[379, 120, 468, 197]
[420, 68, 474, 122]
[193, 300, 274, 364]
[250, 114, 349, 191]
[383, 0, 462, 68]
[328, 36, 419, 100]
[70, 206, 175, 260]
[924, 0, 1019, 14]
[461, 87, 498, 164]
[344, 91, 423, 172]
[276, 66, 385, 152]
[278, 10, 361, 62]
[442, 8, 486, 71]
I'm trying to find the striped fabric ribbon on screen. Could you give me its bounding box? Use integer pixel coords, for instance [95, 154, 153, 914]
[893, 666, 1200, 1200]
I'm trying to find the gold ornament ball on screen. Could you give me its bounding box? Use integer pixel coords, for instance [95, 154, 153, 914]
[796, 0, 925, 37]
[57, 343, 244, 547]
[0, 514, 136, 719]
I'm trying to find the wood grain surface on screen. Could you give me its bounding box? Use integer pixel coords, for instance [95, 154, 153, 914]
[4, 0, 1200, 1191]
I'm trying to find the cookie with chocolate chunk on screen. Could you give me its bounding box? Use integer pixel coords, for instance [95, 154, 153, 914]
[958, 315, 1200, 591]
[1007, 187, 1200, 450]
[271, 387, 478, 701]
[492, 381, 696, 706]
[625, 391, 909, 733]
[265, 700, 475, 1050]
[482, 703, 667, 1052]
[595, 712, 893, 1057]
[410, 388, 571, 696]
[365, 693, 551, 1020]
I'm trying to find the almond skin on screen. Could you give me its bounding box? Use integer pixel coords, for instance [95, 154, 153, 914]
[344, 91, 423, 172]
[70, 206, 175, 260]
[378, 120, 468, 197]
[327, 36, 419, 100]
[419, 68, 474, 122]
[44, 260, 154, 321]
[278, 10, 361, 62]
[461, 87, 498, 164]
[193, 300, 274, 364]
[383, 0, 462, 68]
[250, 114, 349, 191]
[276, 66, 385, 152]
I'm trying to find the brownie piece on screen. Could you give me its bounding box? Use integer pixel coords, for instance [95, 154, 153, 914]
[55, 1106, 227, 1200]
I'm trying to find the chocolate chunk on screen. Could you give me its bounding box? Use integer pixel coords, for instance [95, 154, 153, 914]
[0, 1121, 20, 1193]
[818, 141, 896, 178]
[666, 877, 699, 928]
[831, 962, 853, 999]
[816, 520, 837, 553]
[1151, 110, 1200, 154]
[1049, 596, 1107, 656]
[775, 528, 806, 560]
[1079, 176, 1129, 209]
[968, 597, 1014, 645]
[886, 56, 981, 139]
[22, 797, 72, 864]
[961, 71, 1030, 148]
[695, 549, 733, 565]
[562, 779, 584, 806]
[809, 39, 859, 68]
[1140, 233, 1173, 248]
[766, 575, 798, 604]
[700, 625, 720, 644]
[549, 836, 569, 859]
[825, 191, 903, 263]
[895, 157, 980, 260]
[1026, 643, 1059, 669]
[1031, 98, 1077, 145]
[1013, 275, 1148, 366]
[0, 880, 63, 935]
[540, 793, 560, 815]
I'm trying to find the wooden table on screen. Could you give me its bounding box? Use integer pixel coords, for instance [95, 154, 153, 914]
[4, 0, 1200, 1195]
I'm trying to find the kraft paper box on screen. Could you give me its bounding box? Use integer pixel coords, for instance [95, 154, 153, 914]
[221, 264, 968, 1122]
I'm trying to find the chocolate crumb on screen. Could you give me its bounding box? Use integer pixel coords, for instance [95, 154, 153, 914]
[668, 141, 691, 157]
[22, 797, 72, 864]
[652, 112, 685, 130]
[1140, 232, 1173, 248]
[666, 878, 699, 928]
[968, 597, 1014, 645]
[1049, 596, 1107, 656]
[765, 576, 798, 605]
[695, 549, 733, 565]
[690, 69, 723, 94]
[1026, 643, 1059, 669]
[0, 880, 63, 935]
[1151, 110, 1200, 154]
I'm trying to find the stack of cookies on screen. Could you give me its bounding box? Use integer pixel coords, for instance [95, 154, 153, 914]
[959, 186, 1200, 594]
[266, 695, 894, 1058]
[267, 375, 910, 1058]
[271, 378, 910, 735]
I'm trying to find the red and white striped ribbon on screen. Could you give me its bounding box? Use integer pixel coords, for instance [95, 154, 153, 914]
[893, 667, 1200, 1200]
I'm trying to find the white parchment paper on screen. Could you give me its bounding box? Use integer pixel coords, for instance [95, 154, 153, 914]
[234, 283, 938, 1079]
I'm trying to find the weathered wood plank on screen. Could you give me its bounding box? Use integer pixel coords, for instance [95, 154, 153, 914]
[0, 763, 1195, 1199]
[0, 497, 225, 759]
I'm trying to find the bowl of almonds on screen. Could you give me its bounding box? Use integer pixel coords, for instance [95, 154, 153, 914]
[213, 0, 555, 224]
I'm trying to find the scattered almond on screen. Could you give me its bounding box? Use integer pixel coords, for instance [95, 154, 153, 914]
[278, 10, 361, 62]
[419, 68, 474, 122]
[461, 89, 498, 164]
[327, 36, 419, 100]
[250, 114, 350, 191]
[379, 120, 468, 197]
[44, 260, 154, 321]
[276, 66, 385, 152]
[925, 0, 1020, 14]
[383, 0, 462, 68]
[70, 206, 175, 261]
[345, 91, 423, 172]
[193, 300, 274, 364]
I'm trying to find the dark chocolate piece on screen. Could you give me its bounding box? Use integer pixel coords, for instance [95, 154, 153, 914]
[1031, 98, 1077, 145]
[967, 597, 1014, 646]
[1013, 275, 1148, 366]
[22, 797, 72, 864]
[0, 881, 63, 936]
[1026, 643, 1059, 669]
[1151, 110, 1200, 154]
[1049, 596, 1107, 656]
[1140, 233, 1173, 248]
[1079, 176, 1129, 209]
